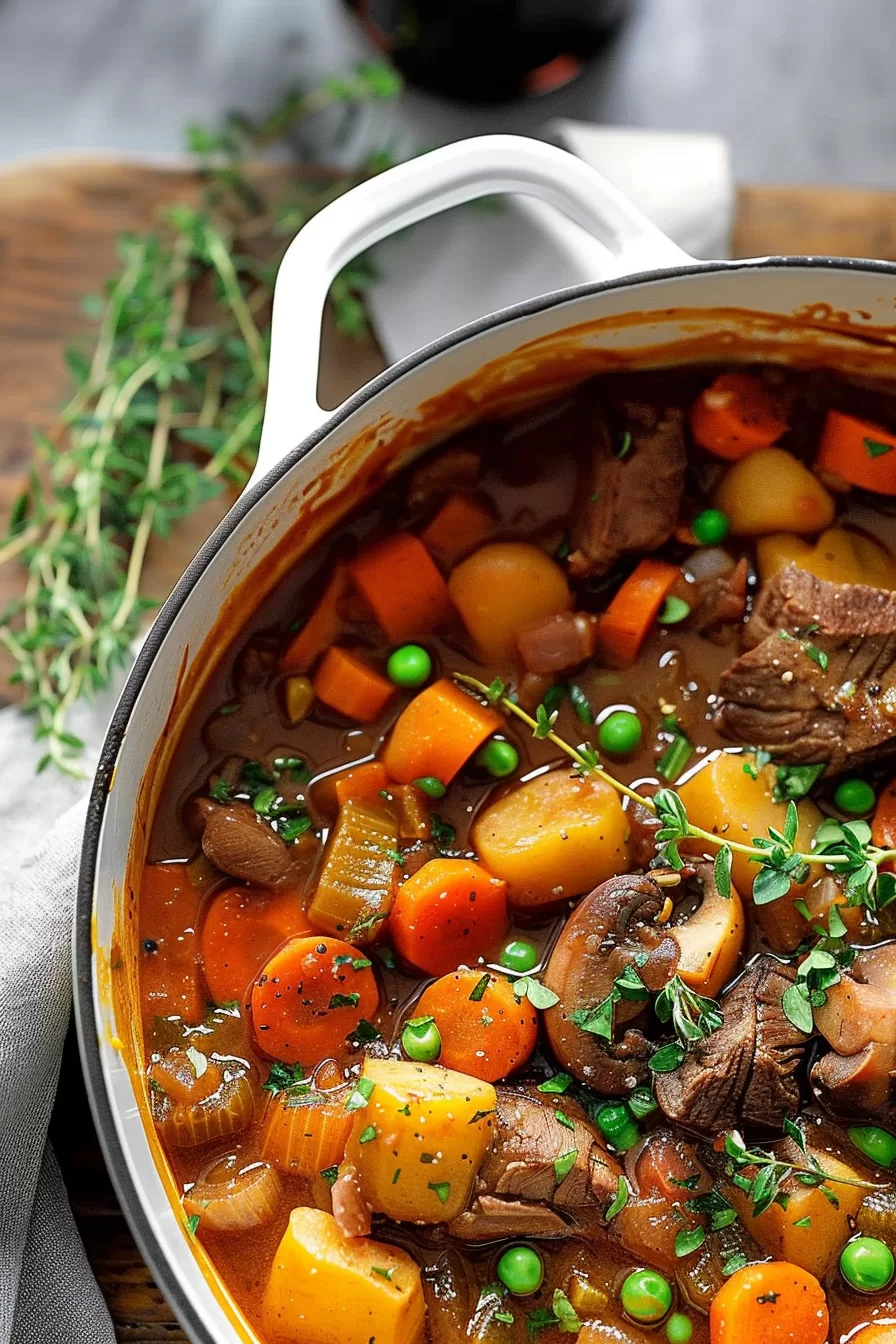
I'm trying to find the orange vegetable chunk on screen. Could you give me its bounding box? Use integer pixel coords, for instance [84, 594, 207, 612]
[200, 883, 313, 1007]
[415, 969, 537, 1081]
[349, 532, 452, 642]
[259, 1085, 353, 1178]
[447, 540, 571, 664]
[390, 858, 507, 975]
[281, 562, 348, 674]
[333, 761, 389, 809]
[250, 935, 379, 1064]
[597, 558, 679, 668]
[709, 1261, 828, 1344]
[419, 490, 497, 567]
[690, 371, 788, 460]
[381, 678, 500, 784]
[313, 645, 394, 722]
[816, 409, 896, 494]
[140, 863, 205, 1027]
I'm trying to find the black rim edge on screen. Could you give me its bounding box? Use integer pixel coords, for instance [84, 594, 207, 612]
[73, 252, 896, 1342]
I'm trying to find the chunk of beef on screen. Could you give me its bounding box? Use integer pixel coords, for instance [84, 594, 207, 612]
[568, 398, 687, 578]
[654, 957, 809, 1136]
[717, 564, 896, 774]
[406, 446, 480, 511]
[688, 556, 750, 636]
[448, 1088, 621, 1242]
[517, 610, 599, 674]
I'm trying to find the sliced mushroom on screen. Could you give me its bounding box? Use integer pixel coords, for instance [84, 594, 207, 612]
[201, 801, 295, 887]
[812, 941, 896, 1117]
[543, 874, 679, 1093]
[448, 1087, 621, 1242]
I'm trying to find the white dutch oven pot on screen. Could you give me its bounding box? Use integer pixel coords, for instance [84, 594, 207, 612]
[75, 134, 896, 1342]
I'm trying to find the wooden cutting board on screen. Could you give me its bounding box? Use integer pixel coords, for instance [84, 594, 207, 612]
[5, 157, 896, 1341]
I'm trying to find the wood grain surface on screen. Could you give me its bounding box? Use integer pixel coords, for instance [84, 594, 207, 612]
[4, 157, 896, 1340]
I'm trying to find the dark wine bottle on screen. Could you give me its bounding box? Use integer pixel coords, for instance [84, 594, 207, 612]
[345, 0, 628, 104]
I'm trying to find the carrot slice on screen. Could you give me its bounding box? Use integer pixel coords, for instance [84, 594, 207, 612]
[709, 1261, 828, 1344]
[415, 969, 537, 1082]
[349, 533, 453, 642]
[281, 562, 348, 674]
[313, 646, 394, 722]
[251, 935, 379, 1065]
[333, 762, 389, 809]
[381, 678, 500, 784]
[140, 863, 205, 1027]
[690, 372, 788, 460]
[389, 858, 507, 976]
[419, 491, 497, 568]
[597, 559, 679, 668]
[816, 409, 896, 494]
[200, 884, 314, 1007]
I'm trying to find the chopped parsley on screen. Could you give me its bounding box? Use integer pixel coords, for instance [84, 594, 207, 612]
[605, 1174, 630, 1221]
[320, 1165, 338, 1186]
[554, 1149, 578, 1184]
[864, 437, 895, 458]
[345, 1077, 376, 1112]
[427, 1181, 451, 1204]
[537, 1073, 572, 1096]
[468, 974, 491, 1002]
[329, 992, 360, 1009]
[185, 1213, 200, 1238]
[262, 1061, 308, 1095]
[555, 1109, 575, 1131]
[358, 1125, 378, 1144]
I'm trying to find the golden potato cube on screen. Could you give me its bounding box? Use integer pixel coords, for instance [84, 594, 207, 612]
[344, 1058, 496, 1224]
[262, 1206, 424, 1344]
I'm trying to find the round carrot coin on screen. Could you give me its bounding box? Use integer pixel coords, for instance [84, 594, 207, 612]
[414, 970, 537, 1082]
[251, 936, 378, 1065]
[201, 885, 313, 1007]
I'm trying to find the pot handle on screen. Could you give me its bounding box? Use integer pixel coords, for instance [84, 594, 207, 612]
[254, 133, 693, 485]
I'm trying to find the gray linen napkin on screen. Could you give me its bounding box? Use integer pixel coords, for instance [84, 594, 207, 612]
[0, 798, 114, 1344]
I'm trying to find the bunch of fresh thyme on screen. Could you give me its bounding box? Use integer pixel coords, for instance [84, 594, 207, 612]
[0, 62, 401, 774]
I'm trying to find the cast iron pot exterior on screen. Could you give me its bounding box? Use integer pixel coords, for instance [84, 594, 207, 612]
[74, 135, 896, 1342]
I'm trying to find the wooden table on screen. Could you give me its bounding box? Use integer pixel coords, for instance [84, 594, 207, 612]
[5, 157, 896, 1340]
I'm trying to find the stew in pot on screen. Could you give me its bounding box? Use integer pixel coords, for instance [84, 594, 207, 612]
[139, 364, 896, 1344]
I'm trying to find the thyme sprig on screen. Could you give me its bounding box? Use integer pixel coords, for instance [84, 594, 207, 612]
[723, 1124, 881, 1219]
[454, 673, 896, 915]
[1, 63, 402, 773]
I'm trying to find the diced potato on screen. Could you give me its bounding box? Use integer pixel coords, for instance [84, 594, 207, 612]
[447, 541, 571, 664]
[471, 768, 629, 908]
[263, 1206, 425, 1344]
[726, 1152, 865, 1279]
[757, 527, 896, 589]
[308, 799, 398, 941]
[678, 752, 822, 952]
[714, 447, 835, 536]
[343, 1058, 496, 1224]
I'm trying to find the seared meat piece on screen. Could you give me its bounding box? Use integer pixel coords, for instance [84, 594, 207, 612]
[688, 555, 750, 635]
[448, 1088, 621, 1241]
[407, 445, 480, 511]
[654, 957, 809, 1136]
[517, 610, 599, 675]
[717, 564, 896, 773]
[568, 398, 687, 578]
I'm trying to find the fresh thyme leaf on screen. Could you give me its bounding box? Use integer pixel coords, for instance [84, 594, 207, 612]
[554, 1149, 578, 1184]
[568, 963, 648, 1042]
[534, 703, 558, 739]
[627, 1086, 658, 1119]
[722, 1251, 748, 1277]
[742, 748, 772, 779]
[185, 1213, 200, 1237]
[714, 843, 733, 899]
[512, 977, 560, 1009]
[804, 642, 829, 671]
[648, 1042, 686, 1073]
[864, 437, 895, 458]
[773, 762, 825, 801]
[654, 975, 723, 1048]
[555, 1110, 575, 1131]
[551, 1289, 581, 1334]
[537, 1073, 572, 1095]
[605, 1174, 629, 1220]
[674, 1226, 706, 1257]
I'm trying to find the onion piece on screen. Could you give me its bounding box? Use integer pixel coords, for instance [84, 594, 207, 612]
[681, 546, 735, 583]
[183, 1153, 282, 1232]
[152, 1068, 255, 1148]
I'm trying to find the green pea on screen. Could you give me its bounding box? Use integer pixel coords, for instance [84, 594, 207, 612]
[412, 776, 446, 799]
[596, 1103, 640, 1152]
[401, 1015, 442, 1063]
[840, 1236, 895, 1293]
[666, 1314, 693, 1344]
[849, 1125, 896, 1170]
[476, 738, 520, 778]
[499, 940, 538, 974]
[598, 710, 642, 757]
[834, 777, 876, 816]
[692, 508, 731, 545]
[620, 1268, 673, 1324]
[386, 644, 432, 688]
[496, 1245, 544, 1297]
